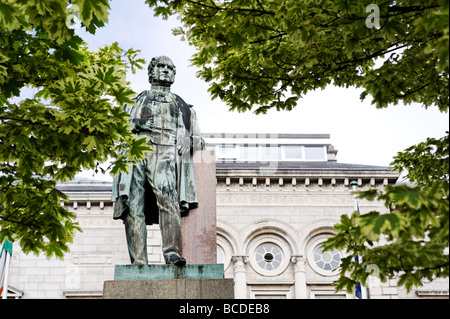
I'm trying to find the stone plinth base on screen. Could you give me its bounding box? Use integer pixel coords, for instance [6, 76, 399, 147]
[180, 150, 217, 264]
[104, 264, 233, 299]
[114, 264, 224, 280]
[103, 279, 234, 299]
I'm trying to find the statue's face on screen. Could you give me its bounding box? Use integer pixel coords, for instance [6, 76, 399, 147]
[151, 56, 176, 86]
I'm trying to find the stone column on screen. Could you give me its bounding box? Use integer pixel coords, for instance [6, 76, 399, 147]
[180, 150, 217, 264]
[291, 256, 307, 299]
[232, 256, 248, 299]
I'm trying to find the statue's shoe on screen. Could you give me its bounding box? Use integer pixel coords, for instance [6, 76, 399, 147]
[166, 254, 186, 267]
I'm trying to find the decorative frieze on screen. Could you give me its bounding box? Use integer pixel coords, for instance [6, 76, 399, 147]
[216, 192, 380, 208]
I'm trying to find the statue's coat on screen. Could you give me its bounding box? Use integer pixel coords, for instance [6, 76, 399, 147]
[111, 91, 203, 225]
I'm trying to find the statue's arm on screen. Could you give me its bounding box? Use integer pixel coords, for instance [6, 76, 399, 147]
[190, 108, 205, 151]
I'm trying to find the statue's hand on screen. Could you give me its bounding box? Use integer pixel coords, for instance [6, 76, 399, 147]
[131, 118, 153, 133]
[177, 136, 192, 155]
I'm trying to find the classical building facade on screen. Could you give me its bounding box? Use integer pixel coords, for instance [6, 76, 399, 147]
[4, 133, 449, 299]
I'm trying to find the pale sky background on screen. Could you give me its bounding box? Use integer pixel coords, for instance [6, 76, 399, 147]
[75, 0, 448, 179]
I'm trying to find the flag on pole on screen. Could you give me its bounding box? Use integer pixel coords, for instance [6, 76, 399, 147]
[354, 255, 363, 299]
[0, 239, 13, 299]
[350, 181, 368, 299]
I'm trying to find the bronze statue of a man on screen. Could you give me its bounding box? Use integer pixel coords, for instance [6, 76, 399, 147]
[112, 56, 204, 266]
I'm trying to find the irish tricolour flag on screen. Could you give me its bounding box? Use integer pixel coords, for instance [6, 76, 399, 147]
[0, 239, 13, 299]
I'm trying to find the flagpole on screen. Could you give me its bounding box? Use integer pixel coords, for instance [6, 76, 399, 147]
[1, 252, 10, 299]
[350, 181, 368, 299]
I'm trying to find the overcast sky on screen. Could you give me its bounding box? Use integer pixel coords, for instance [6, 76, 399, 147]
[75, 0, 448, 179]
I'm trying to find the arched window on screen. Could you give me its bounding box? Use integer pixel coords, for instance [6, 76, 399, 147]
[216, 232, 235, 271]
[217, 244, 226, 265]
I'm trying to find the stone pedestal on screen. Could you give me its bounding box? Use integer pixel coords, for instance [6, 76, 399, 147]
[103, 151, 227, 299]
[103, 278, 234, 299]
[103, 264, 234, 299]
[180, 150, 217, 264]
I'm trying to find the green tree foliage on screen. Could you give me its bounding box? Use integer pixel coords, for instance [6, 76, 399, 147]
[145, 0, 449, 292]
[146, 0, 448, 114]
[323, 133, 449, 292]
[0, 0, 149, 258]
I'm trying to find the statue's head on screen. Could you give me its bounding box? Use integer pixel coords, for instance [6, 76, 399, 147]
[147, 56, 176, 87]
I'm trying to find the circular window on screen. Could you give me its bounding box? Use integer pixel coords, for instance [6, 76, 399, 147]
[248, 235, 291, 276]
[255, 243, 283, 271]
[307, 236, 342, 276]
[313, 245, 341, 271]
